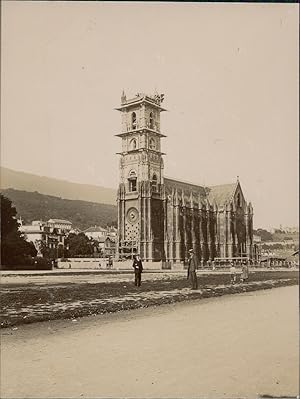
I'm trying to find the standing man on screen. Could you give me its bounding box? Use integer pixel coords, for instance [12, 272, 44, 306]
[240, 261, 249, 283]
[132, 254, 143, 287]
[230, 261, 237, 284]
[187, 248, 199, 290]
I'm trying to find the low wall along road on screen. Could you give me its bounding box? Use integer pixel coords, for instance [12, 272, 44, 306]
[57, 259, 169, 270]
[58, 258, 108, 269]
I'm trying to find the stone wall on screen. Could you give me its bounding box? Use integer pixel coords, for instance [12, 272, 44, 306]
[58, 258, 107, 269]
[113, 260, 164, 270]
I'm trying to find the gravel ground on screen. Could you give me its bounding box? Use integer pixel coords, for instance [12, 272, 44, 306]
[1, 270, 298, 328]
[1, 286, 298, 398]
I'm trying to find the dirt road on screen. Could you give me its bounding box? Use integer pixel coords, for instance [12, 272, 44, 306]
[1, 286, 298, 398]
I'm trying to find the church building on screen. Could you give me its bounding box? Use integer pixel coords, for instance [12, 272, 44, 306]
[116, 91, 254, 265]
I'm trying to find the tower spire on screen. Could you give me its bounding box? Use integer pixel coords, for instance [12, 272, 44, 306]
[121, 89, 126, 104]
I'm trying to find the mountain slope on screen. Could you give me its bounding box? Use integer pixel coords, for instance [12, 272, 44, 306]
[0, 167, 117, 205]
[1, 188, 117, 230]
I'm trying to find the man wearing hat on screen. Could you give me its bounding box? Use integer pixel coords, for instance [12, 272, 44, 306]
[187, 248, 199, 290]
[132, 254, 143, 287]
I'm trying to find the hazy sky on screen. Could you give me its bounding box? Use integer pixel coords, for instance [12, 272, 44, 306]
[1, 2, 298, 229]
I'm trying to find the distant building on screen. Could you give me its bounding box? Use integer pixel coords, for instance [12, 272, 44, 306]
[19, 222, 45, 250]
[19, 218, 72, 257]
[69, 227, 82, 235]
[84, 225, 108, 240]
[107, 226, 117, 237]
[270, 226, 299, 234]
[286, 227, 299, 234]
[97, 236, 116, 257]
[47, 219, 72, 232]
[83, 226, 117, 256]
[253, 234, 262, 243]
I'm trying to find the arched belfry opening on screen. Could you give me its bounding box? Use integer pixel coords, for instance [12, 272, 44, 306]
[128, 170, 137, 192]
[130, 138, 137, 151]
[149, 112, 154, 129]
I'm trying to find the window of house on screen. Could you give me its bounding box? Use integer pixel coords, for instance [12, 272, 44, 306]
[132, 112, 137, 130]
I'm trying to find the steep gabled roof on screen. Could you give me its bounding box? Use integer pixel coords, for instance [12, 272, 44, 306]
[207, 183, 237, 206]
[163, 177, 242, 207]
[84, 226, 107, 233]
[164, 177, 207, 197]
[48, 219, 72, 224]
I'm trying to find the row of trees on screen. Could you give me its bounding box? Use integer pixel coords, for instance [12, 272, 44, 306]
[66, 233, 98, 257]
[253, 228, 273, 242]
[254, 228, 299, 243]
[261, 243, 296, 250]
[38, 233, 105, 259]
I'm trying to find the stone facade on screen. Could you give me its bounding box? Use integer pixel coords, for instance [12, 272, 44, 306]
[116, 92, 254, 263]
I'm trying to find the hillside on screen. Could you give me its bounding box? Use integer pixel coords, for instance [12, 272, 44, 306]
[0, 167, 117, 205]
[1, 188, 117, 230]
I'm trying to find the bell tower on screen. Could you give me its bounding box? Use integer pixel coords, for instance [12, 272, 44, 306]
[116, 91, 167, 261]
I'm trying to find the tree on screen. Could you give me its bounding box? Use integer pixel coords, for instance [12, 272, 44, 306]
[37, 240, 54, 259]
[254, 228, 273, 242]
[1, 194, 19, 237]
[65, 232, 94, 257]
[1, 194, 37, 266]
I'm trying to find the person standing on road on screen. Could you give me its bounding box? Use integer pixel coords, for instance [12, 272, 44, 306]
[132, 254, 143, 287]
[230, 262, 237, 284]
[187, 249, 199, 290]
[240, 261, 249, 283]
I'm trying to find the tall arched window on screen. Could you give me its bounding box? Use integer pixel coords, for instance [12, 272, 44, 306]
[132, 112, 137, 130]
[128, 170, 137, 192]
[151, 174, 158, 192]
[149, 112, 154, 129]
[130, 138, 137, 151]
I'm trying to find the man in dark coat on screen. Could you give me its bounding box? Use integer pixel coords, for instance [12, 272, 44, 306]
[187, 248, 199, 290]
[132, 254, 143, 287]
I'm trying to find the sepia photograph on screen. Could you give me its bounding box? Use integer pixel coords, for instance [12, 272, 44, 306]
[0, 1, 299, 398]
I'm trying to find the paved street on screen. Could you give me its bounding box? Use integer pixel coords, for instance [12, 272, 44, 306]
[1, 285, 298, 398]
[0, 270, 186, 286]
[1, 268, 297, 286]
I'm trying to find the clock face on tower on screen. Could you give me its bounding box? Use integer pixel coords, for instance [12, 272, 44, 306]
[127, 207, 139, 224]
